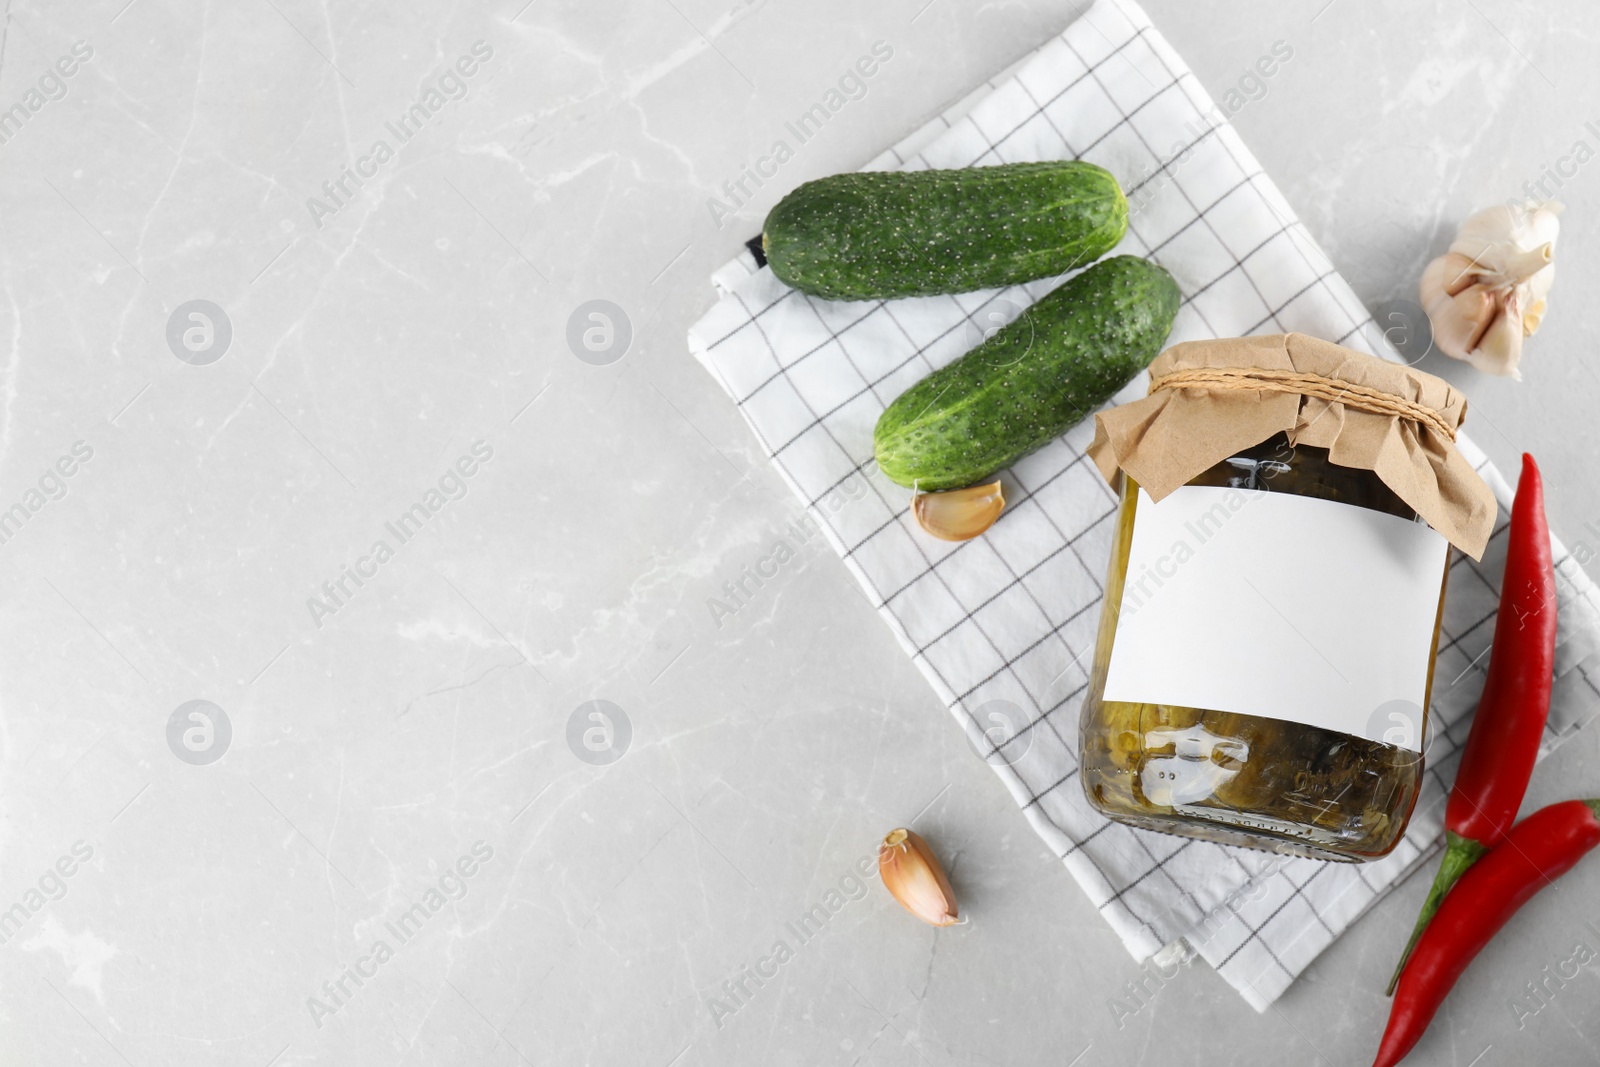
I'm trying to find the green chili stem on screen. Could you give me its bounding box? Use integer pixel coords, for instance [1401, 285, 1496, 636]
[1385, 831, 1488, 996]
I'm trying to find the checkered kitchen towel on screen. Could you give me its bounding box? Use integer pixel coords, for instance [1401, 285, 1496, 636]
[686, 0, 1600, 1009]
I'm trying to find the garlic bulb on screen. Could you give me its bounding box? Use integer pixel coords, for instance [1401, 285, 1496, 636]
[1419, 201, 1560, 379]
[878, 828, 960, 927]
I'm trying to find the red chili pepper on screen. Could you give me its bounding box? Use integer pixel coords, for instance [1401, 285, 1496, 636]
[1386, 452, 1555, 994]
[1373, 799, 1600, 1067]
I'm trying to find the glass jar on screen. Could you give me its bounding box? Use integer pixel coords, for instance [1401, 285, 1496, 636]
[1079, 433, 1452, 861]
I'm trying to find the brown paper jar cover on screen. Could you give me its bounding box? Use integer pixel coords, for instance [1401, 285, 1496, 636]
[1087, 332, 1497, 558]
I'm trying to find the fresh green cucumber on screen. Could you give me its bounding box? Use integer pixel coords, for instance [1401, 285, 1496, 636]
[762, 162, 1128, 301]
[874, 255, 1180, 491]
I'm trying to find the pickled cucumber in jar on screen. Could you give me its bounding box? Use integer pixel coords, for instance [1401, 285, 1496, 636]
[1079, 436, 1443, 860]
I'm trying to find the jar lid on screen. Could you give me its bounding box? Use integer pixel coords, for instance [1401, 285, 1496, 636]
[1089, 333, 1497, 558]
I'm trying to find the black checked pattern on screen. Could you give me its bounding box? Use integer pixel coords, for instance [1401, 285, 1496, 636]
[687, 0, 1600, 1009]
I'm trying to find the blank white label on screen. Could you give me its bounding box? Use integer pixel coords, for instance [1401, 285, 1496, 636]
[1103, 486, 1448, 750]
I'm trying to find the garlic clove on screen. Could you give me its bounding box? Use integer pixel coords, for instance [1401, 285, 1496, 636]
[1420, 256, 1497, 361]
[878, 828, 959, 927]
[1523, 296, 1548, 336]
[1520, 262, 1555, 335]
[1432, 252, 1484, 298]
[1468, 289, 1525, 380]
[1453, 285, 1499, 353]
[912, 480, 1005, 541]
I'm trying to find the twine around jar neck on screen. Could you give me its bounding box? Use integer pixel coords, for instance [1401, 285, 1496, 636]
[1146, 366, 1458, 442]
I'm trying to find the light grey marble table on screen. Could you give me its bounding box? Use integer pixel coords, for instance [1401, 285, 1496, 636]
[2, 1, 1597, 1065]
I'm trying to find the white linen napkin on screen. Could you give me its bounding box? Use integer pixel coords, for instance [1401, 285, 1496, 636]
[686, 0, 1600, 1009]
